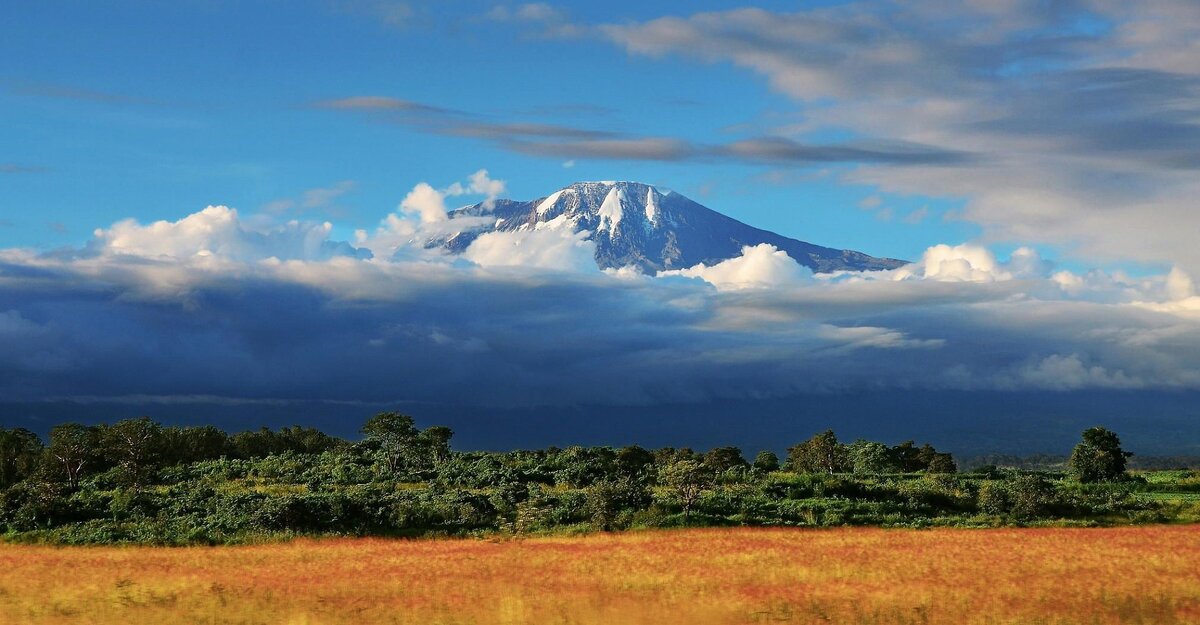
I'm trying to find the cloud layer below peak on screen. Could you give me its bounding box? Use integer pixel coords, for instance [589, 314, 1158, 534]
[3, 176, 1200, 416]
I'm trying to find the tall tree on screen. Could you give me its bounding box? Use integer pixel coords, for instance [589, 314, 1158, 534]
[659, 459, 712, 520]
[418, 425, 454, 467]
[752, 450, 780, 472]
[890, 441, 924, 473]
[0, 428, 43, 488]
[361, 412, 419, 473]
[848, 440, 897, 474]
[616, 445, 655, 477]
[703, 446, 748, 473]
[926, 452, 958, 474]
[162, 425, 231, 465]
[47, 423, 98, 489]
[787, 430, 850, 474]
[1068, 426, 1131, 482]
[102, 417, 164, 489]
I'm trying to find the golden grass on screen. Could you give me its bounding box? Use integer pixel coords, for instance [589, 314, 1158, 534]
[1, 526, 1198, 625]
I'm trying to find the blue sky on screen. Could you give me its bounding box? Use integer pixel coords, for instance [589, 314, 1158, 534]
[3, 1, 1200, 452]
[3, 1, 976, 261]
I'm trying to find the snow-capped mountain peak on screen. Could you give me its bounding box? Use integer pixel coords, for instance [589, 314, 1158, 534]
[429, 181, 905, 273]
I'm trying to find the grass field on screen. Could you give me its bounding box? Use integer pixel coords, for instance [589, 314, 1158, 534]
[1, 526, 1197, 625]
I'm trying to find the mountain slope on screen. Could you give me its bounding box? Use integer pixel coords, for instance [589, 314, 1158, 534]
[431, 181, 906, 273]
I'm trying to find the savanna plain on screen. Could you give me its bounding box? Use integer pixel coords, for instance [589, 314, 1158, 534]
[2, 525, 1198, 625]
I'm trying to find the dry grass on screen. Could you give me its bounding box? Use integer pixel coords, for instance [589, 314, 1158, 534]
[1, 526, 1197, 624]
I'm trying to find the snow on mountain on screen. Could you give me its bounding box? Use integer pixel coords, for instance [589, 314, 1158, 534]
[429, 181, 906, 273]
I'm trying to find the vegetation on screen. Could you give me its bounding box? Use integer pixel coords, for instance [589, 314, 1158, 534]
[0, 415, 1197, 545]
[1, 527, 1197, 624]
[1068, 426, 1133, 482]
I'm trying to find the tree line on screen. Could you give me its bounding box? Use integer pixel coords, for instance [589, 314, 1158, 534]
[0, 413, 1177, 545]
[0, 417, 967, 493]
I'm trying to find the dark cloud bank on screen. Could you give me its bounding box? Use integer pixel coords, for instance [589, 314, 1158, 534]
[1, 202, 1199, 454]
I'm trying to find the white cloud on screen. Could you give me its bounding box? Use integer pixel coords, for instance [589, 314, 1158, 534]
[444, 169, 507, 208]
[89, 205, 361, 263]
[816, 324, 944, 350]
[484, 3, 582, 38]
[399, 183, 450, 224]
[1165, 266, 1196, 301]
[463, 227, 597, 272]
[6, 194, 1200, 411]
[659, 243, 812, 290]
[362, 170, 509, 258]
[1134, 266, 1200, 316]
[1016, 354, 1144, 391]
[602, 4, 1200, 274]
[891, 244, 1011, 282]
[397, 169, 507, 225]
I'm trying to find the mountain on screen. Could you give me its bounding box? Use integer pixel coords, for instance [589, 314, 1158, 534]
[429, 181, 906, 273]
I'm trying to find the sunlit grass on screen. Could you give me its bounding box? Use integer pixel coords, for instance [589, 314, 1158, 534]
[1, 526, 1197, 624]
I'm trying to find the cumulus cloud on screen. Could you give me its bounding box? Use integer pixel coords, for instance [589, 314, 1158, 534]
[1165, 266, 1196, 301]
[886, 244, 1049, 283]
[463, 227, 596, 272]
[399, 183, 451, 224]
[660, 244, 812, 290]
[361, 170, 508, 257]
[444, 169, 507, 207]
[89, 205, 365, 263]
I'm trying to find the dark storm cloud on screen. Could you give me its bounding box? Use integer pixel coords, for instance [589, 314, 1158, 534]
[2, 233, 1200, 417]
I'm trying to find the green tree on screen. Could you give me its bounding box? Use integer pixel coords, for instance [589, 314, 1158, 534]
[890, 441, 923, 472]
[1010, 474, 1056, 518]
[752, 450, 780, 472]
[417, 425, 454, 468]
[101, 417, 164, 489]
[652, 447, 698, 466]
[162, 425, 231, 465]
[787, 430, 850, 474]
[47, 423, 99, 489]
[703, 446, 748, 473]
[847, 440, 896, 474]
[552, 446, 616, 488]
[361, 412, 419, 474]
[276, 426, 342, 455]
[230, 427, 281, 458]
[0, 428, 43, 488]
[977, 480, 1009, 515]
[978, 474, 1056, 519]
[659, 459, 712, 520]
[615, 445, 655, 479]
[586, 477, 651, 531]
[1068, 427, 1131, 482]
[926, 452, 957, 474]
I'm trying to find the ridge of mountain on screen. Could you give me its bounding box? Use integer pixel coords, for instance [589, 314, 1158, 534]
[429, 181, 906, 273]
